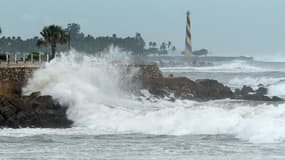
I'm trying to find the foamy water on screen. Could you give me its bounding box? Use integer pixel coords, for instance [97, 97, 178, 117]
[161, 60, 275, 73]
[228, 77, 285, 89]
[21, 53, 285, 143]
[2, 52, 285, 159]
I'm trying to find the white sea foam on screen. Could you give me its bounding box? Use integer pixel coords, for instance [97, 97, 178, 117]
[161, 60, 272, 73]
[228, 77, 285, 89]
[22, 52, 285, 143]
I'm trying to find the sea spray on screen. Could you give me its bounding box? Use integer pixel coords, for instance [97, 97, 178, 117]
[23, 52, 285, 143]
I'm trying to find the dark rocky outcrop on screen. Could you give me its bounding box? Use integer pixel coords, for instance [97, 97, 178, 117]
[0, 64, 283, 129]
[0, 92, 72, 128]
[233, 85, 283, 101]
[140, 76, 233, 101]
[135, 65, 283, 101]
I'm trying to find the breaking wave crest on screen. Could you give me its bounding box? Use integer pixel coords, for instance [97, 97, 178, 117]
[23, 52, 285, 143]
[228, 77, 285, 89]
[161, 60, 274, 73]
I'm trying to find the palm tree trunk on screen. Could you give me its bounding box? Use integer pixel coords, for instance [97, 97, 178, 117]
[51, 43, 56, 61]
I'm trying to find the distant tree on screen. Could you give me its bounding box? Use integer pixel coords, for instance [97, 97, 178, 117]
[171, 46, 176, 52]
[167, 41, 171, 49]
[149, 41, 153, 48]
[0, 22, 177, 56]
[0, 54, 6, 60]
[112, 34, 117, 39]
[37, 25, 70, 60]
[153, 42, 157, 48]
[134, 33, 145, 55]
[65, 23, 81, 39]
[0, 27, 2, 35]
[160, 42, 167, 51]
[159, 42, 168, 55]
[64, 23, 83, 50]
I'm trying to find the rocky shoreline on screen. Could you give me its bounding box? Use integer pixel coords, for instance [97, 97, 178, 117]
[141, 77, 283, 102]
[0, 92, 72, 128]
[135, 65, 284, 102]
[0, 64, 283, 128]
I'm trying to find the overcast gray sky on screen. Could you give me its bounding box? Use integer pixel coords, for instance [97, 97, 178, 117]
[1, 0, 285, 58]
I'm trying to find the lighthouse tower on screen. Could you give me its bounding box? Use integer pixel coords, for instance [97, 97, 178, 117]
[184, 11, 192, 56]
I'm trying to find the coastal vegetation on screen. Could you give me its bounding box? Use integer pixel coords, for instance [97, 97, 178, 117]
[37, 25, 70, 60]
[0, 23, 176, 56]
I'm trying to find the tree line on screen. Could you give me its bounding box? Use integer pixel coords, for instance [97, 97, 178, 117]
[0, 23, 177, 57]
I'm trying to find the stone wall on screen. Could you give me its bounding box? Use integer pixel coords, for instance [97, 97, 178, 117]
[0, 67, 37, 96]
[0, 68, 36, 82]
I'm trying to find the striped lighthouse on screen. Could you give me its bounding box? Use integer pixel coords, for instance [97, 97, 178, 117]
[184, 11, 192, 56]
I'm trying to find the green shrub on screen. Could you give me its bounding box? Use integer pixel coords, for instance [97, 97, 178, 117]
[0, 54, 7, 61]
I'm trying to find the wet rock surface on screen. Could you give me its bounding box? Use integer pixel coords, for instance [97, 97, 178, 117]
[0, 92, 72, 128]
[137, 66, 283, 101]
[141, 77, 234, 101]
[234, 85, 283, 101]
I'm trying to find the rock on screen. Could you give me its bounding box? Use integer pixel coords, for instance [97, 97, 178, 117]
[0, 114, 5, 126]
[242, 94, 272, 101]
[0, 93, 72, 128]
[30, 91, 41, 98]
[195, 79, 234, 100]
[271, 96, 284, 101]
[241, 86, 254, 95]
[140, 76, 234, 101]
[0, 104, 17, 119]
[233, 85, 283, 101]
[137, 65, 282, 102]
[256, 86, 268, 95]
[148, 88, 169, 98]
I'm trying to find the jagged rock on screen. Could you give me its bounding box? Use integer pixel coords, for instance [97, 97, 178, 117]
[272, 96, 284, 101]
[256, 86, 268, 95]
[137, 65, 283, 102]
[233, 85, 283, 101]
[0, 93, 72, 128]
[195, 79, 233, 100]
[141, 76, 234, 101]
[241, 86, 254, 95]
[242, 94, 272, 101]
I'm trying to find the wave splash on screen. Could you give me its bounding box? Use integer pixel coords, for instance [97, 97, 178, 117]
[23, 52, 285, 143]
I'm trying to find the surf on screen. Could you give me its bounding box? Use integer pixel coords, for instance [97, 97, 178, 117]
[23, 51, 285, 143]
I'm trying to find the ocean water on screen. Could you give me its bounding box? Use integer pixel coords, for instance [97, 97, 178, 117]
[2, 52, 285, 159]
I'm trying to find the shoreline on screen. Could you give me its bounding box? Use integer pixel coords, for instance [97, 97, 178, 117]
[0, 63, 283, 128]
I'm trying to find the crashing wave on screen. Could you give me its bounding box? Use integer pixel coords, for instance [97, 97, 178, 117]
[22, 51, 285, 143]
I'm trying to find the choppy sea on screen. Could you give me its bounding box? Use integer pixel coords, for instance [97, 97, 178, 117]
[2, 53, 285, 160]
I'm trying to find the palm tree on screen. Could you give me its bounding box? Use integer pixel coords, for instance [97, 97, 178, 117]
[167, 41, 171, 49]
[153, 42, 157, 49]
[171, 46, 176, 52]
[149, 41, 153, 48]
[37, 25, 69, 60]
[160, 42, 167, 51]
